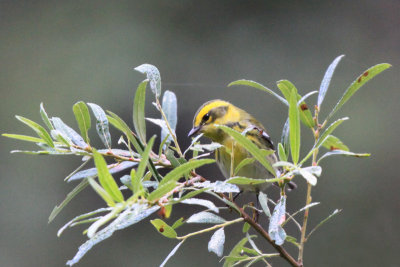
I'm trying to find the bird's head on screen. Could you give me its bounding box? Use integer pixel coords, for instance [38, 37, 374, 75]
[188, 99, 241, 142]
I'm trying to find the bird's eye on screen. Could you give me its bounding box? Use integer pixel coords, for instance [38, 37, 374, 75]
[202, 113, 210, 123]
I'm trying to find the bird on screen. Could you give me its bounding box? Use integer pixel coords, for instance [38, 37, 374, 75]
[188, 99, 296, 193]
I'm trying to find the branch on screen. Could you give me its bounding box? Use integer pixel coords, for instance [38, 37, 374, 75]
[217, 193, 302, 267]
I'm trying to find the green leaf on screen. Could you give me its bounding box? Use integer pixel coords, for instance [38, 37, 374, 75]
[161, 90, 178, 146]
[289, 89, 300, 164]
[87, 177, 115, 206]
[228, 79, 288, 106]
[223, 236, 255, 267]
[327, 63, 391, 119]
[40, 103, 54, 130]
[242, 222, 251, 233]
[150, 219, 177, 238]
[316, 117, 349, 149]
[15, 115, 54, 147]
[159, 159, 215, 187]
[318, 55, 345, 108]
[281, 118, 290, 157]
[73, 101, 91, 144]
[133, 79, 148, 143]
[51, 117, 88, 148]
[92, 149, 124, 203]
[186, 211, 226, 224]
[285, 235, 300, 248]
[321, 135, 349, 151]
[134, 64, 161, 97]
[147, 180, 176, 202]
[226, 177, 266, 185]
[2, 133, 46, 144]
[171, 217, 185, 229]
[277, 143, 287, 162]
[218, 125, 276, 176]
[49, 179, 89, 223]
[136, 136, 155, 181]
[277, 80, 315, 128]
[208, 227, 225, 257]
[318, 150, 370, 164]
[233, 158, 256, 175]
[107, 111, 142, 153]
[87, 103, 112, 149]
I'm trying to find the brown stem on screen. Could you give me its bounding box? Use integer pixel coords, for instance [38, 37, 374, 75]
[217, 193, 302, 267]
[240, 207, 301, 267]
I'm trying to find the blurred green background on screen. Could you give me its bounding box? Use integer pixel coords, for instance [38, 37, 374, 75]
[1, 1, 399, 266]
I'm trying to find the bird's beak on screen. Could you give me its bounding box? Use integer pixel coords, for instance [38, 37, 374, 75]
[188, 126, 201, 137]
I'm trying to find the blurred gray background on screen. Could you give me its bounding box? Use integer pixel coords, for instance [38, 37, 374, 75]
[1, 1, 399, 266]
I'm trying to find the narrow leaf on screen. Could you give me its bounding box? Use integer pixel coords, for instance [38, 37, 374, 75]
[150, 219, 177, 238]
[52, 117, 88, 148]
[40, 102, 54, 130]
[161, 90, 178, 145]
[322, 135, 349, 151]
[136, 136, 155, 181]
[234, 158, 256, 175]
[258, 192, 271, 218]
[159, 240, 185, 267]
[180, 198, 219, 213]
[289, 89, 300, 164]
[186, 211, 226, 224]
[87, 103, 112, 149]
[299, 168, 317, 186]
[107, 111, 142, 153]
[147, 181, 176, 202]
[223, 236, 255, 267]
[16, 115, 54, 147]
[159, 159, 215, 187]
[328, 63, 391, 119]
[307, 209, 342, 239]
[134, 64, 161, 97]
[2, 134, 45, 144]
[226, 177, 266, 185]
[277, 143, 287, 162]
[87, 177, 115, 206]
[318, 150, 370, 164]
[133, 79, 148, 143]
[268, 196, 287, 245]
[66, 204, 159, 266]
[73, 101, 91, 143]
[68, 161, 137, 182]
[281, 118, 290, 157]
[92, 149, 124, 203]
[277, 80, 315, 128]
[208, 228, 225, 257]
[318, 55, 345, 108]
[171, 217, 185, 229]
[316, 117, 349, 149]
[218, 125, 276, 176]
[49, 180, 89, 223]
[228, 80, 288, 106]
[193, 180, 240, 193]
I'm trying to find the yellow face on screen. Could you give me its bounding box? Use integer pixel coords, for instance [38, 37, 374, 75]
[188, 99, 241, 142]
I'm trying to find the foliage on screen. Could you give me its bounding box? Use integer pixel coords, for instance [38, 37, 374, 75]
[3, 57, 391, 266]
